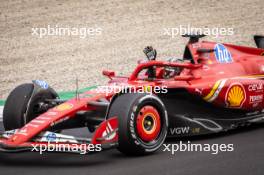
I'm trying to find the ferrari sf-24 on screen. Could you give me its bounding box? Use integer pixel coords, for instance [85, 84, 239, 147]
[1, 34, 264, 155]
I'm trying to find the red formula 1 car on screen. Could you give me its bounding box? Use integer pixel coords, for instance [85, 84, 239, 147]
[1, 34, 264, 155]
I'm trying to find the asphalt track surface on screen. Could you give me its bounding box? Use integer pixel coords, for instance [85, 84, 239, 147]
[0, 122, 263, 175]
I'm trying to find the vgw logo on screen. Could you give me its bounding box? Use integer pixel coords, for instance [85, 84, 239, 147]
[214, 44, 233, 63]
[170, 127, 190, 135]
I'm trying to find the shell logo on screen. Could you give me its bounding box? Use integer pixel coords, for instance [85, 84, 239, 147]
[226, 84, 246, 108]
[55, 103, 73, 111]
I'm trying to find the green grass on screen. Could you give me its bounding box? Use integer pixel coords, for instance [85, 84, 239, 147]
[0, 85, 97, 106]
[0, 100, 5, 106]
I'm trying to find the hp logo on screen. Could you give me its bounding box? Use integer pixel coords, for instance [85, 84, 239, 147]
[214, 44, 233, 63]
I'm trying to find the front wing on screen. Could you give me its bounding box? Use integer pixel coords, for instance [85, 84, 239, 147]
[0, 117, 118, 154]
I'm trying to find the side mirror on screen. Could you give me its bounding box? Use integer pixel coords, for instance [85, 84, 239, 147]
[102, 70, 115, 79]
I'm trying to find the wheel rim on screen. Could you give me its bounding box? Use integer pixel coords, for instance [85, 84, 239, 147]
[136, 105, 161, 142]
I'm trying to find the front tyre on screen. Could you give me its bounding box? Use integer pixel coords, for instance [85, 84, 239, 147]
[108, 93, 168, 155]
[3, 82, 58, 130]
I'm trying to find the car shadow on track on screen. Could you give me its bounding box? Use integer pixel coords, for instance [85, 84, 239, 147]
[0, 151, 115, 167]
[0, 123, 263, 167]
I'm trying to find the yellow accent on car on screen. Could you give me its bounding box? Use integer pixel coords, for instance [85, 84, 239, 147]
[143, 86, 152, 93]
[55, 103, 73, 111]
[203, 80, 221, 101]
[233, 74, 264, 79]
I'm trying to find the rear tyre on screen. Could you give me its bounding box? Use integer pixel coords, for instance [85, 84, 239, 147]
[3, 83, 58, 130]
[108, 93, 168, 155]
